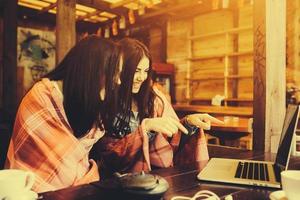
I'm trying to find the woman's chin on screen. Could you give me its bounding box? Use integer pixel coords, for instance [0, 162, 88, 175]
[132, 87, 140, 94]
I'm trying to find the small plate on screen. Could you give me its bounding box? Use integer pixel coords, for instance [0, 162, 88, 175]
[269, 190, 288, 200]
[3, 190, 38, 200]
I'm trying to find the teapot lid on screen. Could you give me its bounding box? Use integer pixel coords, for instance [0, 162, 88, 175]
[117, 171, 158, 190]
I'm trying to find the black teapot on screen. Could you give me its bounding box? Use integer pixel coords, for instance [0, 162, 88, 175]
[94, 171, 169, 200]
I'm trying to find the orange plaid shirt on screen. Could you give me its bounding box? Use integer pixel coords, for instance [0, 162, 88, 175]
[95, 88, 209, 174]
[6, 78, 102, 193]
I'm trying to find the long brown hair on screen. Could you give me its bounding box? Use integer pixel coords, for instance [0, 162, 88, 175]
[107, 38, 157, 137]
[45, 36, 122, 138]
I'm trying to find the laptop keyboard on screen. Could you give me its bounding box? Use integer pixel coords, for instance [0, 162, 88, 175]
[235, 161, 270, 181]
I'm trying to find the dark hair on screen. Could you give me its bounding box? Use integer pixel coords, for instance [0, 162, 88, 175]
[45, 35, 121, 138]
[107, 38, 156, 137]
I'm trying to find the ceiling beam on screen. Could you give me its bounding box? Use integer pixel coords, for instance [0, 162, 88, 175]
[77, 10, 103, 21]
[77, 0, 127, 16]
[140, 0, 206, 19]
[38, 2, 57, 14]
[18, 6, 100, 32]
[110, 0, 136, 9]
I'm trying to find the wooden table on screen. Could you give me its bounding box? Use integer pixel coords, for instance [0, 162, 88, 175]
[209, 117, 252, 148]
[173, 104, 253, 148]
[212, 117, 251, 133]
[173, 104, 253, 118]
[39, 145, 300, 200]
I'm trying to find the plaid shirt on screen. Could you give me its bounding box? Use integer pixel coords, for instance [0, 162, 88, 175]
[5, 78, 102, 193]
[94, 87, 209, 174]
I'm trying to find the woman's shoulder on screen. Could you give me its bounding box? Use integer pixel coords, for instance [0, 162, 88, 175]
[152, 86, 172, 114]
[22, 78, 57, 107]
[152, 85, 169, 104]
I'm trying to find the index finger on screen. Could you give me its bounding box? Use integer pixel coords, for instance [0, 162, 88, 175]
[203, 114, 224, 124]
[169, 117, 188, 134]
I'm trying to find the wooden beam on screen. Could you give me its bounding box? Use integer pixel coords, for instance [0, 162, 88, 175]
[17, 6, 101, 33]
[38, 2, 57, 14]
[253, 0, 286, 152]
[140, 1, 205, 20]
[56, 0, 76, 64]
[161, 20, 167, 63]
[294, 1, 300, 89]
[110, 0, 136, 9]
[77, 0, 127, 16]
[76, 10, 104, 21]
[231, 1, 239, 103]
[3, 0, 17, 118]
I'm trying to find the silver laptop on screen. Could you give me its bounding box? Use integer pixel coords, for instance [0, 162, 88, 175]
[198, 104, 300, 188]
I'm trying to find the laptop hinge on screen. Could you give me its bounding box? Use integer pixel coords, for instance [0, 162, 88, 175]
[273, 163, 283, 183]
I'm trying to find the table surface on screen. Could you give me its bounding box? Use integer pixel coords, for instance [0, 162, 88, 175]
[173, 104, 253, 117]
[40, 145, 300, 200]
[211, 117, 251, 133]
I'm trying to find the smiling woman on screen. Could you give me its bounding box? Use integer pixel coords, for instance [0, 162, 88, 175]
[132, 56, 150, 94]
[92, 38, 223, 177]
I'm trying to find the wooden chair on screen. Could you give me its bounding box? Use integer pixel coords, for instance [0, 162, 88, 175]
[0, 110, 14, 169]
[239, 118, 253, 150]
[0, 124, 12, 169]
[205, 133, 220, 145]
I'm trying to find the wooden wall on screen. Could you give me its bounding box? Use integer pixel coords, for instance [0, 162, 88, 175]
[167, 4, 254, 104]
[167, 2, 300, 105]
[287, 0, 300, 101]
[149, 26, 164, 63]
[167, 19, 192, 103]
[2, 2, 300, 108]
[238, 5, 253, 99]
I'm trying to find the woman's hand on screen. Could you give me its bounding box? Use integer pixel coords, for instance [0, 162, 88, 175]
[143, 117, 188, 137]
[185, 114, 224, 130]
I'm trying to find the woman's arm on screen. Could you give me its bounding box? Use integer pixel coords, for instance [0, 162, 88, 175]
[6, 80, 100, 192]
[93, 121, 150, 174]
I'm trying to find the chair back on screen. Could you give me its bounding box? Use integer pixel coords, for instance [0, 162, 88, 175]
[0, 123, 12, 169]
[0, 109, 14, 169]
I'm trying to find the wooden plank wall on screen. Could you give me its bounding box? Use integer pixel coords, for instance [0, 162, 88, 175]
[167, 19, 192, 103]
[238, 5, 253, 99]
[287, 0, 300, 101]
[192, 10, 233, 100]
[149, 27, 164, 63]
[149, 22, 167, 64]
[167, 5, 254, 104]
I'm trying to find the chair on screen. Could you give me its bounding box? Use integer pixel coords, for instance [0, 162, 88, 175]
[0, 109, 14, 169]
[0, 124, 12, 169]
[239, 118, 253, 150]
[205, 133, 220, 145]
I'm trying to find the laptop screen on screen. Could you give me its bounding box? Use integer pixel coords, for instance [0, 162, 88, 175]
[275, 105, 300, 168]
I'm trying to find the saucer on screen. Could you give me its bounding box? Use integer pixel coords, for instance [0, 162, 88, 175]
[269, 190, 288, 200]
[3, 190, 38, 200]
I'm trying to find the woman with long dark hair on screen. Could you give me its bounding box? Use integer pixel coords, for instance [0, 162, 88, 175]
[95, 38, 223, 176]
[5, 36, 123, 192]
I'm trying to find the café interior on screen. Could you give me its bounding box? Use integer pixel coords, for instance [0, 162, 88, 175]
[0, 0, 300, 199]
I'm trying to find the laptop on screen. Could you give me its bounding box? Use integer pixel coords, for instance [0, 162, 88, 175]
[197, 104, 300, 188]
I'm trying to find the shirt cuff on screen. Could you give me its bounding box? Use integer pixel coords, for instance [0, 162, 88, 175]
[183, 117, 199, 136]
[141, 119, 156, 141]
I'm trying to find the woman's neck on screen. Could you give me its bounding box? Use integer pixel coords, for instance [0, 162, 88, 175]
[131, 99, 138, 112]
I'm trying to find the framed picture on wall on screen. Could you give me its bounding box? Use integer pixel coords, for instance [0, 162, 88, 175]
[17, 27, 56, 92]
